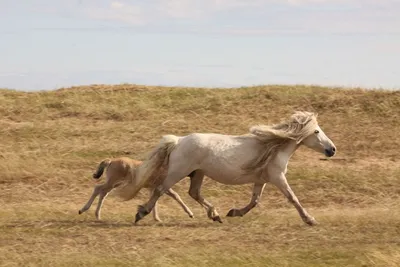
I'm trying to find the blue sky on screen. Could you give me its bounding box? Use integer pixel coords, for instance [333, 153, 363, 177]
[1, 0, 399, 90]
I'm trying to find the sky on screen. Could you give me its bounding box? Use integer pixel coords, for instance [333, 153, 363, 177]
[0, 0, 399, 91]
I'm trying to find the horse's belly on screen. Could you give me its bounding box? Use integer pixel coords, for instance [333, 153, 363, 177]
[202, 167, 258, 185]
[190, 135, 262, 185]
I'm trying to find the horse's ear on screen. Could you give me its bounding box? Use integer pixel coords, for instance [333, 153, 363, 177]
[314, 112, 318, 118]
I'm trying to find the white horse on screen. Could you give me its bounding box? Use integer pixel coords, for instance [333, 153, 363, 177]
[115, 111, 336, 226]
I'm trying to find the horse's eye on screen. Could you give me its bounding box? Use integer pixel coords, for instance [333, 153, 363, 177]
[314, 130, 319, 134]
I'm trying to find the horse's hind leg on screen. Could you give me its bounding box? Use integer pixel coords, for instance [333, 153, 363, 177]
[227, 183, 266, 217]
[188, 171, 222, 223]
[148, 188, 194, 222]
[150, 187, 162, 222]
[165, 188, 194, 218]
[135, 165, 193, 224]
[79, 184, 102, 215]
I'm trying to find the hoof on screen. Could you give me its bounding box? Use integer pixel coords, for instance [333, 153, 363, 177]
[134, 212, 143, 224]
[226, 209, 242, 217]
[78, 210, 82, 215]
[135, 205, 150, 224]
[213, 216, 223, 223]
[154, 218, 162, 223]
[189, 214, 194, 218]
[304, 217, 318, 226]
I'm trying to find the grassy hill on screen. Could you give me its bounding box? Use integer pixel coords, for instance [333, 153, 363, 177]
[0, 84, 399, 266]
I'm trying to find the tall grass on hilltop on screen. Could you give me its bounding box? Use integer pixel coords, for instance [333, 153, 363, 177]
[0, 84, 399, 267]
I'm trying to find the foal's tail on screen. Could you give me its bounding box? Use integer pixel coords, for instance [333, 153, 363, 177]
[113, 135, 179, 201]
[92, 159, 112, 179]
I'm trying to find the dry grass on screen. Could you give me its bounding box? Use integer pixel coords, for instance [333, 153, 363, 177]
[0, 84, 399, 267]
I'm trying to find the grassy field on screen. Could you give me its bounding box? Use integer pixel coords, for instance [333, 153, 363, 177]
[0, 84, 399, 267]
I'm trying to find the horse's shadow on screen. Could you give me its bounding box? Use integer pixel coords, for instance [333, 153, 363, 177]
[2, 218, 220, 229]
[1, 219, 128, 229]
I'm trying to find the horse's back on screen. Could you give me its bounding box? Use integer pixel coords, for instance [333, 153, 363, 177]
[174, 132, 261, 185]
[180, 133, 245, 151]
[181, 133, 239, 146]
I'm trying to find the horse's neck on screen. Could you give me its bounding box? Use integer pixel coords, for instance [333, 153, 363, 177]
[273, 140, 299, 173]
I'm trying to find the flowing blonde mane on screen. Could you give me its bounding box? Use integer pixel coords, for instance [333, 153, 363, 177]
[242, 111, 318, 174]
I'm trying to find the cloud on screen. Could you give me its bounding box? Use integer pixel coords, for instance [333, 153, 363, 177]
[80, 0, 268, 22]
[110, 1, 124, 9]
[286, 0, 338, 5]
[158, 0, 207, 19]
[212, 0, 265, 9]
[81, 1, 146, 25]
[27, 0, 400, 35]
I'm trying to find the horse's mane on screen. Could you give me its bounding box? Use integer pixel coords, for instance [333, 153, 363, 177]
[242, 111, 318, 174]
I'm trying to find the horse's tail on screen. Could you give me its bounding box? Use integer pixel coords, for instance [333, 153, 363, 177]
[113, 135, 179, 201]
[92, 159, 112, 179]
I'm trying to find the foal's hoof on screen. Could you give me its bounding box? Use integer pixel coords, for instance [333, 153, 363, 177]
[226, 209, 242, 217]
[213, 216, 223, 223]
[189, 214, 194, 218]
[78, 210, 82, 215]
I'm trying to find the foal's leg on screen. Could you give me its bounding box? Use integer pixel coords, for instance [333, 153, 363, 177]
[188, 171, 222, 223]
[152, 201, 162, 222]
[79, 184, 103, 215]
[165, 188, 194, 218]
[94, 185, 113, 220]
[270, 173, 317, 226]
[226, 183, 266, 217]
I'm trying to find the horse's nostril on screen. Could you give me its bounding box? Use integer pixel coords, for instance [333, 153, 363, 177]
[325, 147, 336, 157]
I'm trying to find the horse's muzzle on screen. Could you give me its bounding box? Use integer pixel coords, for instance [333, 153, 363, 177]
[324, 146, 336, 157]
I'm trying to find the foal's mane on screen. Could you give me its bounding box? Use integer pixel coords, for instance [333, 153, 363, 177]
[242, 111, 318, 174]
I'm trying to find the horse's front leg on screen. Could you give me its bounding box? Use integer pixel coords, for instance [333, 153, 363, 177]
[270, 173, 317, 226]
[226, 183, 266, 217]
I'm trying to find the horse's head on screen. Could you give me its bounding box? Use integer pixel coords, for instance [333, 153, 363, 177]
[301, 125, 336, 157]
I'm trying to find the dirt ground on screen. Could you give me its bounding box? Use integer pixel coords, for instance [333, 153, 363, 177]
[0, 85, 399, 266]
